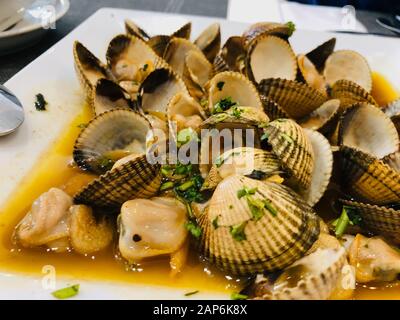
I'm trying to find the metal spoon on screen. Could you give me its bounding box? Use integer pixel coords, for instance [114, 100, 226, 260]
[376, 17, 400, 36]
[0, 85, 24, 136]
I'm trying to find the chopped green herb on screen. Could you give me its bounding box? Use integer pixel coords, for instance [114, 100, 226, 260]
[246, 197, 265, 221]
[175, 174, 204, 203]
[185, 290, 199, 296]
[231, 106, 243, 119]
[34, 93, 47, 111]
[261, 132, 269, 141]
[286, 21, 296, 36]
[174, 163, 193, 175]
[52, 284, 79, 299]
[263, 200, 278, 217]
[237, 187, 257, 199]
[142, 63, 148, 71]
[229, 205, 234, 209]
[230, 221, 247, 242]
[161, 166, 172, 176]
[230, 292, 248, 300]
[200, 98, 208, 108]
[185, 220, 202, 238]
[212, 215, 219, 229]
[334, 207, 350, 237]
[177, 128, 199, 147]
[177, 180, 194, 191]
[344, 205, 363, 226]
[77, 123, 88, 129]
[212, 97, 237, 114]
[160, 181, 175, 191]
[281, 133, 294, 143]
[217, 81, 225, 91]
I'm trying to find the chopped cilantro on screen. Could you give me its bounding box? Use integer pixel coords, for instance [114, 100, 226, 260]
[217, 81, 225, 91]
[185, 220, 202, 238]
[237, 187, 257, 199]
[52, 284, 79, 299]
[246, 197, 266, 221]
[34, 93, 47, 111]
[230, 221, 247, 242]
[286, 21, 296, 36]
[174, 163, 193, 175]
[231, 292, 248, 300]
[263, 199, 278, 217]
[212, 97, 237, 114]
[175, 174, 204, 203]
[160, 181, 175, 191]
[231, 106, 243, 119]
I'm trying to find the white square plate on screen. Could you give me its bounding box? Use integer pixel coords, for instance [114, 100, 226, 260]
[0, 8, 399, 299]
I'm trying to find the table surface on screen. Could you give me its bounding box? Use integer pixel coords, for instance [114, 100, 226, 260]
[0, 0, 395, 84]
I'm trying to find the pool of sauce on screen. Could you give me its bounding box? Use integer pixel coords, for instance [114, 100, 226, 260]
[0, 72, 398, 299]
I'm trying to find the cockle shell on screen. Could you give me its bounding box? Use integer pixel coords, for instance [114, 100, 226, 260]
[194, 23, 221, 62]
[242, 22, 294, 47]
[260, 96, 290, 121]
[124, 19, 150, 40]
[296, 54, 327, 95]
[212, 36, 246, 75]
[305, 37, 336, 73]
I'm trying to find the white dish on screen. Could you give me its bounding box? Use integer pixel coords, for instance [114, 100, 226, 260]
[0, 0, 70, 55]
[0, 8, 399, 300]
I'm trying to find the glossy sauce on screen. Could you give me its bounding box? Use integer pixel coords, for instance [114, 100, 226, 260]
[0, 73, 399, 299]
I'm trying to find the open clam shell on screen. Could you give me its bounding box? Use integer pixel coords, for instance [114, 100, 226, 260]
[260, 96, 290, 121]
[258, 78, 327, 119]
[198, 175, 320, 275]
[263, 119, 314, 190]
[340, 146, 400, 205]
[73, 41, 111, 100]
[340, 199, 400, 244]
[242, 22, 294, 48]
[246, 35, 297, 83]
[124, 19, 150, 40]
[383, 151, 400, 172]
[296, 54, 327, 95]
[182, 50, 213, 101]
[299, 99, 340, 136]
[163, 37, 205, 77]
[330, 79, 378, 110]
[324, 50, 372, 92]
[73, 109, 153, 174]
[194, 23, 221, 62]
[207, 71, 263, 112]
[202, 147, 282, 190]
[171, 22, 192, 39]
[139, 67, 189, 114]
[106, 34, 163, 83]
[90, 79, 133, 115]
[300, 129, 333, 206]
[305, 37, 336, 73]
[338, 103, 399, 159]
[74, 154, 161, 209]
[212, 36, 246, 75]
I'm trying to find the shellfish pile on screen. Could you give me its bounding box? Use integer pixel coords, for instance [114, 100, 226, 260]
[14, 19, 400, 300]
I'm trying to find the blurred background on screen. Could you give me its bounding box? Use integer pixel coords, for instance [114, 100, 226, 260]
[1, 0, 399, 84]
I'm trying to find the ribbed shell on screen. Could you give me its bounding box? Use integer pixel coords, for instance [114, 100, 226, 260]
[300, 129, 333, 206]
[260, 95, 290, 121]
[383, 98, 400, 135]
[296, 54, 327, 95]
[212, 36, 246, 75]
[202, 147, 282, 190]
[305, 37, 336, 73]
[246, 35, 297, 83]
[340, 199, 400, 244]
[171, 22, 192, 39]
[338, 103, 399, 159]
[194, 23, 221, 62]
[73, 109, 152, 174]
[73, 41, 111, 101]
[198, 175, 320, 275]
[264, 119, 314, 190]
[124, 19, 150, 40]
[74, 154, 161, 209]
[324, 50, 372, 92]
[267, 248, 347, 300]
[330, 79, 378, 110]
[383, 151, 400, 172]
[242, 22, 293, 47]
[147, 35, 171, 57]
[340, 146, 400, 205]
[207, 71, 263, 112]
[258, 78, 326, 119]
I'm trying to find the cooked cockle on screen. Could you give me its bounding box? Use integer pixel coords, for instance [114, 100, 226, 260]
[242, 22, 295, 48]
[296, 54, 327, 94]
[246, 35, 297, 83]
[163, 37, 205, 77]
[124, 19, 150, 41]
[139, 67, 189, 114]
[118, 197, 188, 263]
[383, 151, 400, 172]
[202, 147, 282, 190]
[197, 175, 320, 275]
[305, 37, 336, 73]
[383, 98, 400, 134]
[258, 78, 327, 119]
[340, 146, 400, 205]
[90, 79, 133, 115]
[69, 204, 114, 254]
[263, 119, 314, 190]
[299, 99, 340, 136]
[349, 234, 400, 283]
[73, 109, 154, 174]
[330, 79, 378, 111]
[15, 188, 72, 252]
[73, 41, 112, 100]
[338, 102, 399, 159]
[300, 129, 333, 206]
[212, 36, 246, 75]
[206, 71, 263, 113]
[106, 34, 163, 83]
[323, 50, 372, 92]
[259, 96, 290, 121]
[194, 23, 221, 62]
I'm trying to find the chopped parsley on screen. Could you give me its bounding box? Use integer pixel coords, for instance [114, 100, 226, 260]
[34, 93, 47, 111]
[333, 205, 362, 237]
[231, 106, 243, 119]
[230, 292, 248, 300]
[286, 21, 296, 36]
[212, 97, 238, 114]
[237, 187, 257, 199]
[230, 221, 247, 242]
[246, 197, 266, 221]
[175, 174, 204, 203]
[185, 290, 199, 297]
[52, 284, 79, 299]
[160, 181, 175, 191]
[263, 199, 278, 217]
[217, 81, 225, 91]
[185, 220, 202, 238]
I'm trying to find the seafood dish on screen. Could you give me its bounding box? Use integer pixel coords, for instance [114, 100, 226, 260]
[2, 18, 400, 300]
